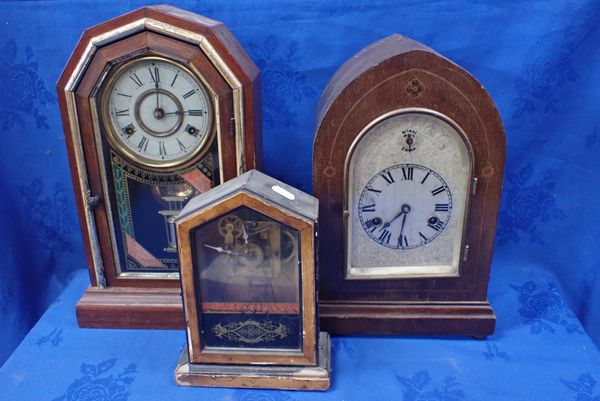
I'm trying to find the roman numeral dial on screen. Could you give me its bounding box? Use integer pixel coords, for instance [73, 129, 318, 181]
[104, 57, 214, 168]
[358, 164, 452, 250]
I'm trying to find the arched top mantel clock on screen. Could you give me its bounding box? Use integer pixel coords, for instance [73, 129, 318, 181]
[57, 5, 261, 328]
[313, 35, 506, 337]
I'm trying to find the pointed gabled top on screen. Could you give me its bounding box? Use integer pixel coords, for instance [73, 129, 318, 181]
[177, 170, 318, 223]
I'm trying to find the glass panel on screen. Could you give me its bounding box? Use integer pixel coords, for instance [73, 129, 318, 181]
[347, 111, 471, 279]
[106, 146, 219, 274]
[191, 206, 302, 352]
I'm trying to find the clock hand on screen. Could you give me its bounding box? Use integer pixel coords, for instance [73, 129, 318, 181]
[204, 244, 239, 256]
[379, 204, 411, 231]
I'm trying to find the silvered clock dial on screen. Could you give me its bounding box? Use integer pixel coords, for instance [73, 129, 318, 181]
[347, 110, 471, 279]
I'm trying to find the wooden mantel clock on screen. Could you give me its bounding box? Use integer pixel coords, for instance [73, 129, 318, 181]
[57, 5, 261, 328]
[313, 35, 505, 337]
[174, 170, 330, 390]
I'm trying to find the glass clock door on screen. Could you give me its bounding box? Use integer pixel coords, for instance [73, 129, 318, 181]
[346, 110, 473, 279]
[190, 206, 303, 352]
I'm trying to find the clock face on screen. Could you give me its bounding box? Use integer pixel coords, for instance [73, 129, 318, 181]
[358, 164, 452, 250]
[102, 57, 214, 169]
[347, 110, 471, 279]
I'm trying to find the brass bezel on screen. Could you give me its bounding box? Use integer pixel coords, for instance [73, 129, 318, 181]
[343, 107, 475, 280]
[100, 55, 216, 171]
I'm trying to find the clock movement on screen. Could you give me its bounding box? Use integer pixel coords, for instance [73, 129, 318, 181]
[313, 35, 505, 337]
[174, 170, 330, 390]
[57, 6, 261, 328]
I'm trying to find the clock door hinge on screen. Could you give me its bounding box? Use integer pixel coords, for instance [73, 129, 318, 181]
[229, 117, 235, 136]
[471, 177, 478, 196]
[463, 244, 470, 262]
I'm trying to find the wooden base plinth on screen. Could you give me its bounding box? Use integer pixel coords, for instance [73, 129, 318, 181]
[319, 301, 496, 338]
[174, 332, 331, 390]
[77, 287, 494, 338]
[76, 286, 185, 329]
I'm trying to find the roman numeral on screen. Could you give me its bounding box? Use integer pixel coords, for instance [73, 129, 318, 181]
[188, 110, 204, 117]
[419, 232, 428, 242]
[402, 166, 414, 180]
[183, 90, 196, 99]
[129, 73, 143, 87]
[177, 138, 186, 151]
[378, 229, 391, 244]
[117, 92, 131, 98]
[435, 203, 450, 212]
[428, 220, 445, 231]
[115, 109, 129, 117]
[170, 73, 179, 87]
[366, 187, 382, 194]
[159, 141, 167, 156]
[381, 170, 394, 184]
[420, 172, 430, 184]
[398, 234, 409, 248]
[149, 66, 160, 83]
[360, 204, 376, 213]
[137, 136, 149, 151]
[431, 186, 446, 196]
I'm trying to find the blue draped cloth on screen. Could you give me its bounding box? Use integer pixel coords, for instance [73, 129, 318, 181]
[1, 0, 599, 384]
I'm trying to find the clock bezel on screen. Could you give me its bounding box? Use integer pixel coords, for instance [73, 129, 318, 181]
[100, 55, 216, 171]
[343, 107, 474, 280]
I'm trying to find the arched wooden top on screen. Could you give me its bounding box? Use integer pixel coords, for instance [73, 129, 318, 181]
[313, 34, 506, 308]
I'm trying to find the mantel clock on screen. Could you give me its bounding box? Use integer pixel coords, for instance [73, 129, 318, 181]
[313, 35, 505, 337]
[174, 170, 330, 390]
[57, 5, 261, 328]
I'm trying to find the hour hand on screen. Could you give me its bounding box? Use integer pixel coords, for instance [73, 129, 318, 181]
[204, 244, 239, 256]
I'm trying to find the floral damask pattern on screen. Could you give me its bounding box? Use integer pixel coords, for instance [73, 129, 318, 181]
[561, 373, 600, 401]
[482, 341, 510, 362]
[397, 371, 465, 401]
[18, 178, 76, 253]
[511, 281, 583, 335]
[51, 359, 137, 401]
[233, 390, 295, 401]
[0, 39, 55, 130]
[247, 35, 316, 128]
[36, 328, 63, 347]
[497, 164, 566, 246]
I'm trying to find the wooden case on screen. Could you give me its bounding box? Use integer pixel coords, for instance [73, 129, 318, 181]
[174, 170, 330, 390]
[57, 5, 261, 329]
[313, 35, 505, 337]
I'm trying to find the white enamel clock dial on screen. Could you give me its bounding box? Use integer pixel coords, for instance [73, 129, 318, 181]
[103, 57, 213, 169]
[347, 110, 472, 279]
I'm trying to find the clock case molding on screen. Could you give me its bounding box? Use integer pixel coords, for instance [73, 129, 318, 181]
[313, 35, 506, 337]
[57, 5, 261, 329]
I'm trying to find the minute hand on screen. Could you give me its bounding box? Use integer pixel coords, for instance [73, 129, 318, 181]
[380, 210, 405, 231]
[163, 110, 203, 116]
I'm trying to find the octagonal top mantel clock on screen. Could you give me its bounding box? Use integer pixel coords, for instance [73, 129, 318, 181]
[313, 35, 506, 337]
[57, 5, 261, 328]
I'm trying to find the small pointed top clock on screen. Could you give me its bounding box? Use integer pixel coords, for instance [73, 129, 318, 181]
[57, 5, 261, 328]
[313, 35, 506, 337]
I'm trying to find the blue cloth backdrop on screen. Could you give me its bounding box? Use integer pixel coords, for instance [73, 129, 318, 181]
[1, 0, 599, 368]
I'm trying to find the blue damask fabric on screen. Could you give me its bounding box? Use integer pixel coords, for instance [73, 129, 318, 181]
[1, 0, 600, 371]
[1, 263, 600, 400]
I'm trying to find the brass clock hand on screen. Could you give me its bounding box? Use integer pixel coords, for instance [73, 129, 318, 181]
[204, 244, 239, 256]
